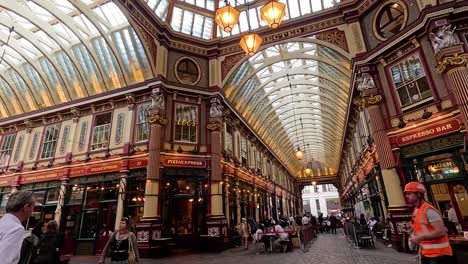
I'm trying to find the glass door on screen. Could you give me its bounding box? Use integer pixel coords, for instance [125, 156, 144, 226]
[448, 182, 468, 231]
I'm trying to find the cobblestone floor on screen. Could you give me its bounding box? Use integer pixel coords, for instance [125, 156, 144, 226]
[71, 230, 416, 264]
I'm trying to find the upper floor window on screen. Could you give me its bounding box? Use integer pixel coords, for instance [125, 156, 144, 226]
[0, 134, 15, 166]
[225, 124, 233, 155]
[389, 53, 432, 110]
[91, 113, 112, 150]
[174, 103, 197, 143]
[374, 2, 407, 40]
[240, 136, 248, 165]
[41, 125, 60, 159]
[135, 103, 151, 143]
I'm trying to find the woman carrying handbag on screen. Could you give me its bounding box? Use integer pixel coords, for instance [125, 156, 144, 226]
[99, 217, 139, 264]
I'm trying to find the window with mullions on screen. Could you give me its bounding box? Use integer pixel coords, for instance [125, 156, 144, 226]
[225, 124, 233, 155]
[174, 103, 198, 143]
[0, 134, 15, 166]
[91, 112, 112, 150]
[389, 53, 432, 109]
[240, 136, 248, 165]
[135, 103, 151, 143]
[40, 125, 60, 159]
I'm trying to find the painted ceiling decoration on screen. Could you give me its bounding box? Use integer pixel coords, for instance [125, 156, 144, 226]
[223, 39, 351, 177]
[144, 0, 341, 40]
[0, 0, 153, 118]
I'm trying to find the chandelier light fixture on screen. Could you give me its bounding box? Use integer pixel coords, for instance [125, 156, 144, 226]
[260, 0, 286, 29]
[215, 1, 240, 33]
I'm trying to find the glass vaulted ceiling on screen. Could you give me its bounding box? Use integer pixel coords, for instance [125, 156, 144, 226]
[0, 0, 153, 118]
[144, 0, 341, 40]
[224, 40, 351, 176]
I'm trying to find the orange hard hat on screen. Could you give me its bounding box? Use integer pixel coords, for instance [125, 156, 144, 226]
[404, 182, 426, 194]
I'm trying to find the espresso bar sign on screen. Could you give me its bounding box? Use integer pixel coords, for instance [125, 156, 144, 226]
[163, 158, 206, 168]
[396, 119, 461, 146]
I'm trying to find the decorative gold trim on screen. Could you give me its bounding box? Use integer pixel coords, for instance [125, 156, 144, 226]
[207, 122, 223, 131]
[436, 53, 468, 73]
[147, 114, 167, 125]
[353, 94, 382, 108]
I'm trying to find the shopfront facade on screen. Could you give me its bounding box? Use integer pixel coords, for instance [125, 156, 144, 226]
[396, 118, 468, 230]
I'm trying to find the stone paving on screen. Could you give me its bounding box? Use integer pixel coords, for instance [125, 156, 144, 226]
[71, 230, 416, 264]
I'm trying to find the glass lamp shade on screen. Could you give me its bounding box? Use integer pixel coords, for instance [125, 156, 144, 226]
[239, 33, 263, 56]
[260, 1, 286, 29]
[311, 181, 317, 186]
[294, 147, 304, 160]
[305, 168, 312, 175]
[215, 5, 240, 33]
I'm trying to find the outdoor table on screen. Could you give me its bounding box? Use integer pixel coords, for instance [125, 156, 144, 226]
[262, 234, 277, 252]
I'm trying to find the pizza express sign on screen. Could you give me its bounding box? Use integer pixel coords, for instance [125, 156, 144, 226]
[163, 158, 206, 168]
[396, 119, 461, 146]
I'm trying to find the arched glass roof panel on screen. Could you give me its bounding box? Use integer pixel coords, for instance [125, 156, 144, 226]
[224, 39, 351, 176]
[0, 0, 153, 118]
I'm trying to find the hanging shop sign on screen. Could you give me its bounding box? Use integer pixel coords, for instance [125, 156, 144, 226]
[395, 118, 460, 146]
[163, 158, 206, 168]
[21, 170, 66, 184]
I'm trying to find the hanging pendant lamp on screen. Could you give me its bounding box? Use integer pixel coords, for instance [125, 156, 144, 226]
[240, 33, 263, 56]
[215, 1, 240, 33]
[294, 146, 304, 160]
[260, 1, 286, 29]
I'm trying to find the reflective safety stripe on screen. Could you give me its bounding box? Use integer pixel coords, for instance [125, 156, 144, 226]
[421, 242, 450, 249]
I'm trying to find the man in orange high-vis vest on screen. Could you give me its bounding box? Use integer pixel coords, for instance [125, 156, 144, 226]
[404, 182, 453, 264]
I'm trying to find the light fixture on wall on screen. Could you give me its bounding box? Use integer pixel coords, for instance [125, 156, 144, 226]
[398, 118, 406, 129]
[422, 109, 432, 119]
[260, 0, 286, 29]
[215, 1, 240, 33]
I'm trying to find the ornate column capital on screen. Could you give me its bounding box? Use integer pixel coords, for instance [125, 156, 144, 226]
[207, 97, 224, 131]
[148, 113, 167, 125]
[353, 93, 382, 109]
[436, 52, 468, 73]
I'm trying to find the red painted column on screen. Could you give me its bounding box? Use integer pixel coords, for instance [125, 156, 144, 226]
[137, 88, 167, 251]
[206, 97, 228, 238]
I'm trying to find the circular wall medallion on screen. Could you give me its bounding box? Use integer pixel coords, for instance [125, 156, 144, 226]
[373, 1, 408, 41]
[175, 57, 201, 85]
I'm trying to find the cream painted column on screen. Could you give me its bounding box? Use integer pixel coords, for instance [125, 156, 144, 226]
[54, 179, 68, 226]
[236, 181, 241, 224]
[114, 171, 128, 228]
[254, 187, 259, 222]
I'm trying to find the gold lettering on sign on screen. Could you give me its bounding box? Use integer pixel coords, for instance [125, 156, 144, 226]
[176, 119, 197, 127]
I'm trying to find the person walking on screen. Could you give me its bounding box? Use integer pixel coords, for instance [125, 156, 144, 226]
[32, 220, 62, 264]
[100, 217, 139, 264]
[240, 218, 251, 250]
[329, 214, 337, 234]
[404, 182, 453, 264]
[19, 221, 43, 264]
[446, 204, 459, 235]
[0, 191, 36, 264]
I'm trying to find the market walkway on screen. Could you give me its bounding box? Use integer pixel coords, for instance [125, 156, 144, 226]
[71, 231, 415, 264]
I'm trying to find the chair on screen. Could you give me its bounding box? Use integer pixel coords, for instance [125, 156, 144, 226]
[256, 241, 266, 254]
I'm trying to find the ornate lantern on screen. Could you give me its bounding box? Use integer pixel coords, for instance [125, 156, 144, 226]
[294, 146, 304, 160]
[215, 2, 240, 33]
[239, 33, 263, 56]
[305, 168, 312, 176]
[260, 1, 286, 29]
